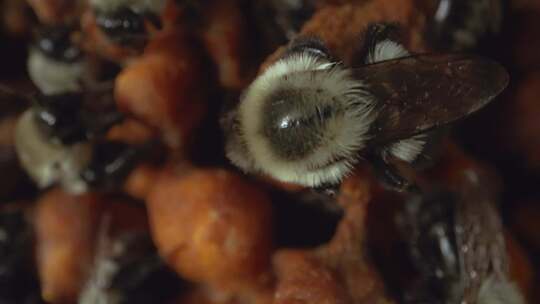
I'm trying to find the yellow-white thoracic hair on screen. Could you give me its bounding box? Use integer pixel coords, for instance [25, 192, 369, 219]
[14, 110, 93, 194]
[229, 51, 376, 187]
[227, 36, 421, 187]
[27, 47, 86, 95]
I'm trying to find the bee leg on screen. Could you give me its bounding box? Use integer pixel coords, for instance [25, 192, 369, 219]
[80, 141, 144, 191]
[367, 152, 419, 193]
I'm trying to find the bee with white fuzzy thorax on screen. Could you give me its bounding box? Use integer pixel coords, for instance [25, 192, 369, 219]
[3, 24, 155, 194]
[90, 0, 166, 47]
[223, 23, 508, 191]
[398, 170, 525, 304]
[11, 89, 135, 194]
[27, 25, 87, 95]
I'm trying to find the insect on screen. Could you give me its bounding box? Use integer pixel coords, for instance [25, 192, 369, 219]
[223, 23, 508, 191]
[27, 25, 86, 95]
[423, 0, 503, 51]
[397, 171, 524, 304]
[1, 27, 151, 194]
[91, 0, 166, 47]
[10, 88, 150, 194]
[78, 218, 180, 304]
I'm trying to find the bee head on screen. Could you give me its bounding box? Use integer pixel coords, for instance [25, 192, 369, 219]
[91, 0, 165, 46]
[33, 25, 83, 63]
[227, 51, 375, 187]
[28, 26, 86, 95]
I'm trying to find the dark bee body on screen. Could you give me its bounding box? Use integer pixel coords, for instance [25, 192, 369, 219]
[95, 8, 151, 47]
[424, 0, 503, 51]
[80, 140, 159, 191]
[91, 0, 165, 48]
[398, 172, 524, 304]
[224, 22, 509, 191]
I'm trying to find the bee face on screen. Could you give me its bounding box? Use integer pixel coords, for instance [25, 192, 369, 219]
[14, 110, 92, 194]
[232, 52, 375, 186]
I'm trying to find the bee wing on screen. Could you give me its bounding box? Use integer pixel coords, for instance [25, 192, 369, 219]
[354, 53, 509, 145]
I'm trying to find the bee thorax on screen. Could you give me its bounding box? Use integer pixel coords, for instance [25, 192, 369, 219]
[14, 110, 93, 193]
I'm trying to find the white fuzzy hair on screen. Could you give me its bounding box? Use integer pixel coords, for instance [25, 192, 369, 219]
[14, 110, 93, 194]
[477, 276, 525, 304]
[235, 53, 375, 187]
[366, 39, 410, 64]
[387, 134, 426, 163]
[90, 0, 167, 14]
[27, 48, 85, 95]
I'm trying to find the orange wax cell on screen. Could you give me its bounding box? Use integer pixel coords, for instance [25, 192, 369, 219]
[147, 168, 273, 292]
[34, 189, 102, 303]
[115, 30, 208, 149]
